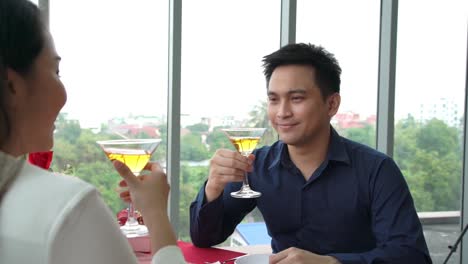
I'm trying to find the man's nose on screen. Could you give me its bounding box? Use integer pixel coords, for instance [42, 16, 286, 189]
[277, 101, 292, 118]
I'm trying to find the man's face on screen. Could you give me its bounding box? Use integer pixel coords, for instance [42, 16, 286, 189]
[267, 64, 339, 147]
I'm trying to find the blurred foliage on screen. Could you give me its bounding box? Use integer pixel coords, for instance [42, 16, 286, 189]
[394, 116, 462, 212]
[51, 105, 463, 242]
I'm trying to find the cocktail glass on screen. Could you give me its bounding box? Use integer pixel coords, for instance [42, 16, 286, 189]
[221, 128, 266, 198]
[96, 138, 161, 237]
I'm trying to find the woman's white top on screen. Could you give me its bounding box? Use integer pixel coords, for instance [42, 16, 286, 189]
[0, 151, 186, 264]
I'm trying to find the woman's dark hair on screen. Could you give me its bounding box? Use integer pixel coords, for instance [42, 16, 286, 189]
[0, 0, 45, 146]
[262, 43, 341, 100]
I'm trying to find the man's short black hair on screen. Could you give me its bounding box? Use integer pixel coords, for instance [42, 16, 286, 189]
[262, 43, 341, 99]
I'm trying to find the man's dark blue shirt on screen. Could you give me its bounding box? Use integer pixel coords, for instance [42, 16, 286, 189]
[190, 128, 432, 264]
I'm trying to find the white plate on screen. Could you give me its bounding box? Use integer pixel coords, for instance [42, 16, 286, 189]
[234, 253, 271, 264]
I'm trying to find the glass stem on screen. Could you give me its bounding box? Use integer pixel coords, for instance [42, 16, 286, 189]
[243, 171, 250, 186]
[126, 203, 138, 226]
[126, 171, 139, 226]
[241, 153, 251, 187]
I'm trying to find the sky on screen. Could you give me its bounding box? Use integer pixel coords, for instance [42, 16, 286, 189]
[33, 0, 468, 128]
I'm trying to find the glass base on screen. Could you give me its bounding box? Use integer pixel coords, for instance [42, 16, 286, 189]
[120, 223, 148, 238]
[230, 185, 262, 199]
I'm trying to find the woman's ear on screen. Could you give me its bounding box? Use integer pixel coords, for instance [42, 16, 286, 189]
[4, 68, 26, 107]
[7, 80, 15, 94]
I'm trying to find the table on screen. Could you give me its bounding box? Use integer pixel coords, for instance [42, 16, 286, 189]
[218, 244, 272, 255]
[128, 236, 272, 264]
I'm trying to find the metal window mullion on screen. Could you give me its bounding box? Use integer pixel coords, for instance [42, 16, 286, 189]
[280, 0, 296, 47]
[460, 25, 468, 264]
[376, 0, 398, 157]
[167, 0, 182, 234]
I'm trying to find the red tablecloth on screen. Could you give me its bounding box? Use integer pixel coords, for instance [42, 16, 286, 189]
[129, 236, 245, 264]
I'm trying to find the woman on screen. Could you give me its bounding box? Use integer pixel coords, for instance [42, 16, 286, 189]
[0, 0, 185, 263]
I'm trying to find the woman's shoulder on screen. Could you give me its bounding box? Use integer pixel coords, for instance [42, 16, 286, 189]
[0, 163, 102, 262]
[5, 162, 98, 216]
[19, 162, 95, 193]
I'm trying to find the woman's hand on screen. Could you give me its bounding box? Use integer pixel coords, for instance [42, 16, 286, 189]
[113, 160, 177, 254]
[114, 160, 169, 217]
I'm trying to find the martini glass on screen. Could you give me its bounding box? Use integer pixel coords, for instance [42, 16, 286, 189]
[221, 127, 266, 198]
[96, 138, 161, 237]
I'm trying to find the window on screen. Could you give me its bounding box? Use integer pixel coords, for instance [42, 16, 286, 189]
[179, 0, 280, 243]
[49, 0, 169, 216]
[44, 1, 468, 259]
[394, 1, 467, 262]
[296, 0, 380, 147]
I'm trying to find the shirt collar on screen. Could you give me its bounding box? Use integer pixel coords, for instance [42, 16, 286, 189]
[268, 126, 350, 171]
[327, 127, 351, 165]
[268, 143, 288, 170]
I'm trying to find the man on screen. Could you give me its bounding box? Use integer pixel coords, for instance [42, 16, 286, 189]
[189, 43, 432, 264]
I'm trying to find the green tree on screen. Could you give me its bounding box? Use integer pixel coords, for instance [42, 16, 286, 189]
[206, 128, 233, 155]
[55, 113, 82, 144]
[247, 100, 277, 146]
[180, 133, 210, 161]
[153, 123, 167, 162]
[178, 165, 209, 241]
[248, 101, 269, 128]
[394, 115, 419, 171]
[186, 123, 209, 133]
[339, 124, 376, 148]
[394, 116, 462, 212]
[416, 118, 461, 157]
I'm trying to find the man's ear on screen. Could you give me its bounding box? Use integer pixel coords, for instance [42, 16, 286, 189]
[327, 93, 341, 118]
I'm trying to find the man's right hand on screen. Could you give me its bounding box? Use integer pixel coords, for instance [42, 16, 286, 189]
[205, 149, 254, 202]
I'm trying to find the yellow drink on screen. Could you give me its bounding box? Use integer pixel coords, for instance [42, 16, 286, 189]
[229, 136, 261, 156]
[222, 128, 266, 198]
[104, 148, 151, 175]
